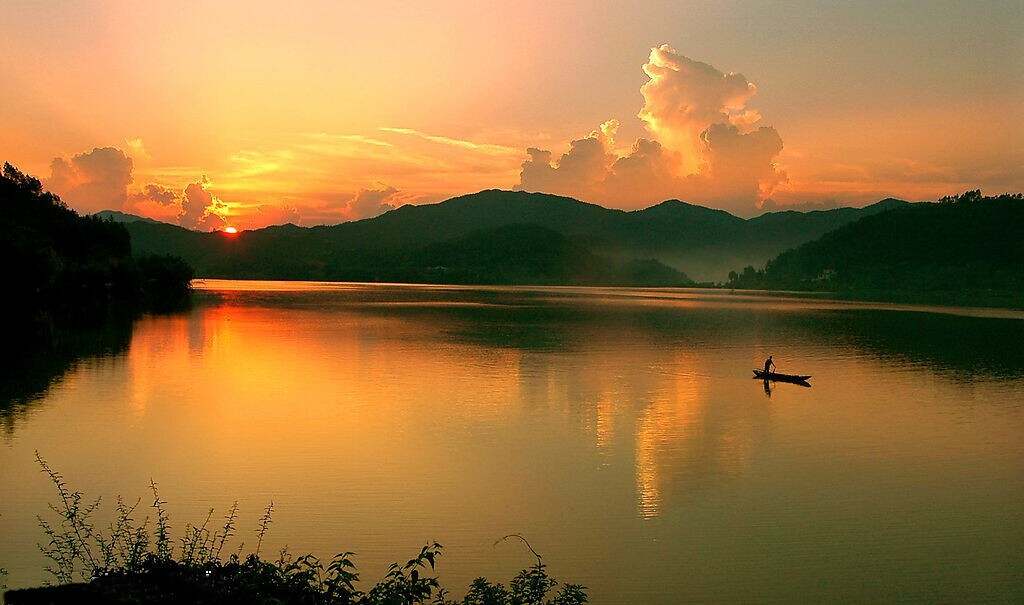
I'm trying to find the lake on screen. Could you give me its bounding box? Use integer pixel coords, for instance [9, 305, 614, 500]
[2, 281, 1023, 602]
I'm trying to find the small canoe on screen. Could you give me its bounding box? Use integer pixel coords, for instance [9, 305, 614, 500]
[753, 370, 812, 385]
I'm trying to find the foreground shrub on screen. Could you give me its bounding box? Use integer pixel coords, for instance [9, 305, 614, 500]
[8, 453, 586, 604]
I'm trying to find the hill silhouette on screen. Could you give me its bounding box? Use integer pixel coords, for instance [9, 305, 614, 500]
[1, 163, 193, 327]
[726, 191, 1024, 301]
[94, 209, 162, 224]
[113, 189, 908, 283]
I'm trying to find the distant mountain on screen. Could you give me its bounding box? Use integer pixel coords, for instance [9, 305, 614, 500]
[728, 191, 1024, 297]
[389, 223, 690, 286]
[94, 209, 162, 224]
[107, 189, 911, 283]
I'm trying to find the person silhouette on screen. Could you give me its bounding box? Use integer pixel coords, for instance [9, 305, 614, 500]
[763, 355, 775, 375]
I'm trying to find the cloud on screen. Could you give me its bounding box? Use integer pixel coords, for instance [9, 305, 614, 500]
[244, 204, 301, 229]
[179, 177, 228, 231]
[125, 138, 151, 161]
[517, 121, 619, 200]
[203, 128, 520, 224]
[45, 145, 308, 230]
[136, 179, 302, 230]
[47, 147, 134, 214]
[518, 45, 787, 215]
[639, 45, 760, 172]
[604, 138, 685, 202]
[131, 183, 179, 205]
[125, 182, 182, 222]
[379, 127, 519, 156]
[347, 185, 400, 220]
[698, 122, 786, 204]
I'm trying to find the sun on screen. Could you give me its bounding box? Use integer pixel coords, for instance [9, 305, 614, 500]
[223, 226, 238, 234]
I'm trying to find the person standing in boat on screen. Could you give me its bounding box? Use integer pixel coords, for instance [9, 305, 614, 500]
[763, 355, 775, 375]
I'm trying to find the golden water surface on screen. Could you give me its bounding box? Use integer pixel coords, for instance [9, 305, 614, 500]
[1, 281, 1022, 602]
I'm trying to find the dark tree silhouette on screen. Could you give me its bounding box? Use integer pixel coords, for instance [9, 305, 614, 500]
[0, 162, 193, 326]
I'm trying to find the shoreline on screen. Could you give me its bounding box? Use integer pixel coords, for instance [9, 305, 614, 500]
[190, 278, 1024, 319]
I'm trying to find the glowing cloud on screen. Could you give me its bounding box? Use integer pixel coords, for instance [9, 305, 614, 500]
[518, 45, 787, 215]
[346, 185, 401, 220]
[131, 183, 179, 206]
[125, 182, 181, 222]
[42, 46, 791, 227]
[46, 147, 134, 214]
[125, 138, 151, 161]
[639, 45, 761, 173]
[179, 177, 228, 231]
[46, 145, 247, 230]
[379, 128, 520, 156]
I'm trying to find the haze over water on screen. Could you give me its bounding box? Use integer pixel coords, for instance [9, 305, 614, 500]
[2, 281, 1022, 603]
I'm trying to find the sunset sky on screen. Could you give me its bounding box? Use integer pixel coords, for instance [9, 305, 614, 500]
[2, 0, 1021, 229]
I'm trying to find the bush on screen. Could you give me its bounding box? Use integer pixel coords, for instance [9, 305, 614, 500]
[136, 254, 194, 309]
[13, 454, 586, 605]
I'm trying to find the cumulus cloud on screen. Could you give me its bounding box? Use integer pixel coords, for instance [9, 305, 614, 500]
[517, 121, 618, 200]
[518, 45, 787, 215]
[46, 145, 306, 230]
[124, 182, 182, 222]
[697, 122, 785, 204]
[47, 147, 134, 214]
[131, 183, 179, 205]
[639, 46, 760, 172]
[346, 185, 400, 220]
[179, 177, 228, 231]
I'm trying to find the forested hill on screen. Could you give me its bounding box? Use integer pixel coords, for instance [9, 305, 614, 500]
[1, 163, 192, 323]
[108, 190, 907, 283]
[728, 191, 1024, 298]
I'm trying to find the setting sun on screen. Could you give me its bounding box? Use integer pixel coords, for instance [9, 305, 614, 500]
[223, 226, 238, 234]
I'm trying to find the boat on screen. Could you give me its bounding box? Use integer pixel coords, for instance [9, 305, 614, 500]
[753, 370, 812, 386]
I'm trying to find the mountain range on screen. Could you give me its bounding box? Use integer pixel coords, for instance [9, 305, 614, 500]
[97, 190, 909, 285]
[729, 190, 1024, 300]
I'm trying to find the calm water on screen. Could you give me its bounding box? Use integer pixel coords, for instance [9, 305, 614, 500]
[2, 281, 1023, 602]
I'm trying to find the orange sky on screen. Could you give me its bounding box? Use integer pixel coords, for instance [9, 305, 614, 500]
[1, 1, 1021, 229]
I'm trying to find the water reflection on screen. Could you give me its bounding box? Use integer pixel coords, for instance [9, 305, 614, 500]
[189, 284, 1024, 533]
[0, 320, 133, 436]
[199, 283, 1024, 379]
[179, 283, 1024, 522]
[2, 282, 1022, 602]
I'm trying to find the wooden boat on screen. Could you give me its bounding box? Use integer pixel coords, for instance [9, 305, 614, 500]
[753, 370, 812, 385]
